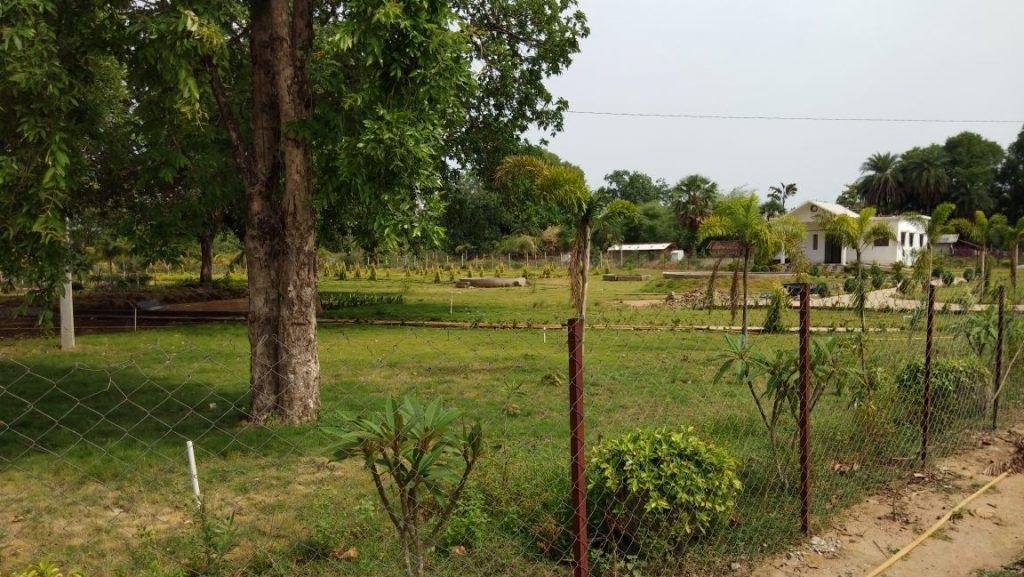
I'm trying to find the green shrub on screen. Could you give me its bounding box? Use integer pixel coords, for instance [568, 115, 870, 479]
[963, 268, 975, 282]
[588, 427, 742, 556]
[870, 273, 884, 289]
[809, 264, 821, 277]
[843, 277, 858, 293]
[814, 282, 829, 297]
[941, 271, 954, 286]
[894, 358, 989, 426]
[319, 291, 404, 309]
[932, 267, 943, 279]
[442, 492, 490, 550]
[762, 289, 788, 334]
[869, 262, 882, 278]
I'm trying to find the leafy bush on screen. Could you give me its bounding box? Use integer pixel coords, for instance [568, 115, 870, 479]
[941, 271, 955, 286]
[932, 267, 943, 279]
[814, 282, 829, 297]
[868, 262, 882, 278]
[809, 264, 821, 277]
[843, 277, 858, 293]
[895, 358, 989, 426]
[870, 272, 884, 289]
[762, 289, 788, 333]
[588, 427, 742, 556]
[441, 492, 490, 550]
[963, 268, 975, 282]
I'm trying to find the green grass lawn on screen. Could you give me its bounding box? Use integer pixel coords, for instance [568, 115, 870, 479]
[2, 319, 1010, 577]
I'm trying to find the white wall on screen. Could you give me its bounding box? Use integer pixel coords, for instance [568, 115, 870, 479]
[860, 218, 927, 267]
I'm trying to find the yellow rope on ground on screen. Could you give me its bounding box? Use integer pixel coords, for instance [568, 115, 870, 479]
[861, 470, 1012, 577]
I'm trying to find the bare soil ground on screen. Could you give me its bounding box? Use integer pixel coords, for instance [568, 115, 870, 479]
[751, 427, 1024, 577]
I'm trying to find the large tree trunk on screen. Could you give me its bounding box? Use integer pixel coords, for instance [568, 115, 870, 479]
[269, 0, 320, 423]
[199, 231, 214, 284]
[245, 1, 285, 423]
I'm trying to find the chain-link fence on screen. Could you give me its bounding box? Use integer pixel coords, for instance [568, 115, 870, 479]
[1, 277, 1021, 577]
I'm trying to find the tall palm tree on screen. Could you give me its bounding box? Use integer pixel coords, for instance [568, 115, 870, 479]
[904, 202, 957, 292]
[767, 182, 798, 212]
[858, 152, 903, 213]
[814, 207, 896, 366]
[899, 145, 949, 211]
[671, 174, 720, 253]
[698, 193, 806, 340]
[495, 155, 638, 320]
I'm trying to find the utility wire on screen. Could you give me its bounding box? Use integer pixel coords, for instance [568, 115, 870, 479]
[566, 109, 1023, 124]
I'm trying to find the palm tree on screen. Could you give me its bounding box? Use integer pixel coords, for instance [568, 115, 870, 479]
[1006, 217, 1024, 294]
[814, 207, 896, 366]
[858, 152, 903, 212]
[952, 211, 1007, 290]
[670, 174, 720, 253]
[904, 202, 957, 292]
[698, 192, 806, 340]
[495, 155, 638, 320]
[767, 182, 798, 212]
[899, 145, 949, 211]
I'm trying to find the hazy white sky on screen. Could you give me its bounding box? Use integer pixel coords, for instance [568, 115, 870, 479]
[532, 0, 1024, 205]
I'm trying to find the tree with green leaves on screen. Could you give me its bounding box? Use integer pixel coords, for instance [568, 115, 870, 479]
[857, 152, 903, 213]
[597, 169, 668, 205]
[944, 132, 1004, 217]
[767, 182, 798, 212]
[899, 145, 949, 212]
[668, 174, 720, 253]
[495, 154, 637, 320]
[996, 125, 1024, 221]
[835, 183, 864, 212]
[814, 207, 895, 365]
[0, 0, 129, 308]
[698, 192, 806, 340]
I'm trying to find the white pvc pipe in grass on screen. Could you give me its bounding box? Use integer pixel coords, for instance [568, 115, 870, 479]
[186, 440, 201, 507]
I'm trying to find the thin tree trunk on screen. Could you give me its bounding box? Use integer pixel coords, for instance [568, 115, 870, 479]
[270, 0, 320, 423]
[569, 219, 591, 320]
[741, 247, 750, 342]
[729, 258, 740, 324]
[199, 231, 215, 284]
[1012, 242, 1018, 295]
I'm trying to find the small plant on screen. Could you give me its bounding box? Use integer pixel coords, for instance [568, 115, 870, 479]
[433, 269, 442, 284]
[843, 276, 859, 294]
[588, 427, 742, 556]
[441, 492, 490, 551]
[895, 358, 989, 425]
[963, 267, 975, 282]
[890, 261, 904, 275]
[540, 371, 565, 387]
[369, 265, 378, 281]
[871, 272, 884, 289]
[761, 288, 788, 334]
[809, 264, 821, 277]
[941, 271, 954, 286]
[325, 398, 483, 577]
[814, 281, 829, 297]
[495, 262, 505, 277]
[868, 262, 882, 279]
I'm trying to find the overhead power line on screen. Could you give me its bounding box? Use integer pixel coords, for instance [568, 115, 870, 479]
[566, 109, 1023, 124]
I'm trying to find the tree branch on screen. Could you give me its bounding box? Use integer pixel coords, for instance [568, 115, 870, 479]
[203, 57, 252, 186]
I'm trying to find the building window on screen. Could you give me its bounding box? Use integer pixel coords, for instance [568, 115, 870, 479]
[920, 234, 925, 247]
[874, 237, 889, 247]
[812, 234, 818, 251]
[901, 231, 907, 246]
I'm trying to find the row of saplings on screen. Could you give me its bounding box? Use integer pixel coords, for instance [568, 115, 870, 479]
[315, 351, 988, 577]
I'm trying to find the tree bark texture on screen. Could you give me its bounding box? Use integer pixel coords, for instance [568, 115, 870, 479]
[199, 231, 215, 284]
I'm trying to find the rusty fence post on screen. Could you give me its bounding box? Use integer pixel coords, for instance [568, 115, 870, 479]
[567, 318, 589, 577]
[799, 283, 811, 535]
[920, 284, 936, 464]
[992, 285, 1006, 430]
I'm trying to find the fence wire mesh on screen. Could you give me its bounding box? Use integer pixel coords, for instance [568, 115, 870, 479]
[1, 263, 1022, 577]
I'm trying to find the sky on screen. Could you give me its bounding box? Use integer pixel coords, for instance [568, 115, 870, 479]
[530, 0, 1024, 206]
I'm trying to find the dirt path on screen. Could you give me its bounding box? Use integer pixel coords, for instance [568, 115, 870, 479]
[751, 428, 1024, 577]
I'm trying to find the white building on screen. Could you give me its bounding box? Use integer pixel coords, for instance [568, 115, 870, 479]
[787, 201, 928, 267]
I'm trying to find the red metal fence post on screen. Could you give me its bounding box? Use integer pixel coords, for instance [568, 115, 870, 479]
[799, 283, 811, 535]
[920, 284, 936, 464]
[992, 285, 1006, 430]
[567, 318, 589, 577]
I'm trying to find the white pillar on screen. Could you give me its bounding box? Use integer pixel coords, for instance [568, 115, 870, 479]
[60, 270, 75, 350]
